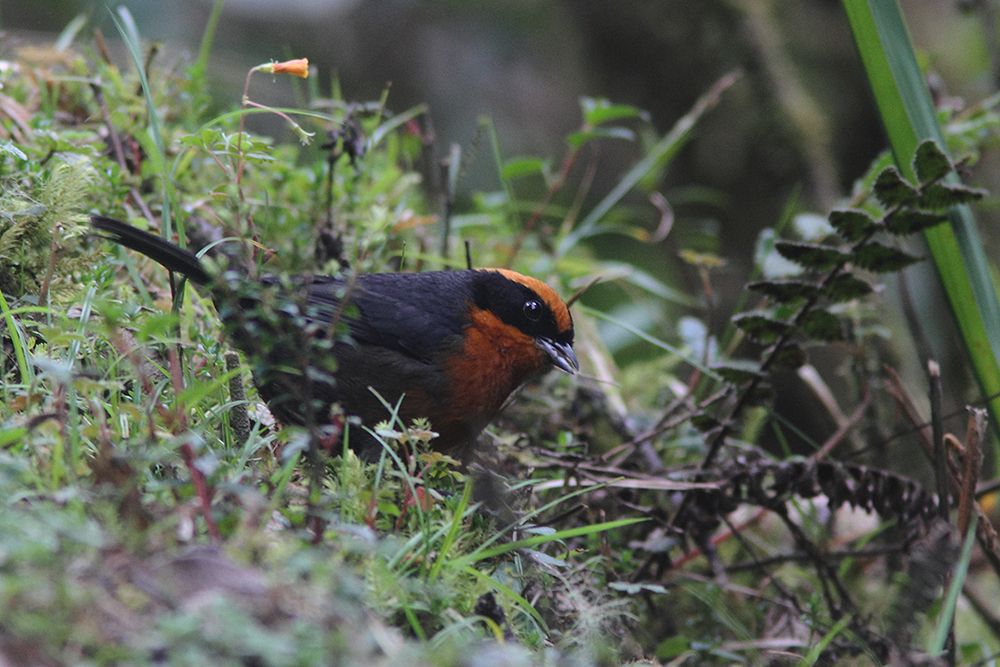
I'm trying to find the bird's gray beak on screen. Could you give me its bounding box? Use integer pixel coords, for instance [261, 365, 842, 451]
[537, 338, 579, 375]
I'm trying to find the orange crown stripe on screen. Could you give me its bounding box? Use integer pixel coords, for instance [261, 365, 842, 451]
[484, 268, 573, 334]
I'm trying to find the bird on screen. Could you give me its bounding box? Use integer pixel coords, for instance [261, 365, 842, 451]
[90, 215, 578, 461]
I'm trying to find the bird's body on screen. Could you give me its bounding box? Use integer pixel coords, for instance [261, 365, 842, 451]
[91, 215, 577, 460]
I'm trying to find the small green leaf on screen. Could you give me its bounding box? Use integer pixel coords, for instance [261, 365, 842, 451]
[747, 280, 819, 302]
[775, 241, 848, 271]
[378, 501, 401, 517]
[566, 126, 636, 148]
[0, 426, 27, 448]
[501, 156, 548, 181]
[825, 274, 874, 302]
[829, 209, 878, 242]
[801, 309, 844, 341]
[873, 166, 918, 208]
[655, 635, 690, 660]
[713, 361, 765, 384]
[917, 182, 986, 210]
[913, 139, 952, 184]
[852, 242, 922, 272]
[580, 97, 649, 125]
[884, 209, 947, 235]
[733, 311, 791, 343]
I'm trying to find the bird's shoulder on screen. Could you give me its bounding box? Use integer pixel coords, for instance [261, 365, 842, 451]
[286, 270, 480, 362]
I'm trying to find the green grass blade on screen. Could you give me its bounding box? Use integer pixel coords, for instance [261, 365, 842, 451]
[54, 14, 87, 52]
[427, 480, 473, 582]
[796, 615, 850, 667]
[193, 0, 225, 82]
[111, 6, 177, 245]
[450, 516, 646, 569]
[176, 367, 240, 410]
[0, 286, 33, 385]
[844, 1, 1000, 447]
[463, 565, 549, 632]
[928, 517, 977, 656]
[370, 104, 429, 148]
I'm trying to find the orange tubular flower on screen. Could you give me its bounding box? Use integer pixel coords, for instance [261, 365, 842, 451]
[255, 58, 310, 78]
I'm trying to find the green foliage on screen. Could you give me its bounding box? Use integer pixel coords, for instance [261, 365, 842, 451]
[734, 140, 961, 358]
[824, 274, 873, 302]
[773, 241, 849, 271]
[828, 208, 877, 242]
[845, 0, 1000, 450]
[873, 166, 919, 207]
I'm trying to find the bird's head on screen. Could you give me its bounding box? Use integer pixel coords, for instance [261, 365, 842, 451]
[472, 269, 578, 376]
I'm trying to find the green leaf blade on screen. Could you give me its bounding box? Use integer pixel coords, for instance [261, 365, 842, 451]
[912, 139, 952, 184]
[884, 210, 946, 235]
[873, 166, 918, 208]
[800, 309, 844, 342]
[774, 242, 848, 271]
[825, 274, 874, 302]
[829, 209, 878, 242]
[733, 311, 792, 344]
[852, 242, 922, 272]
[747, 280, 820, 302]
[917, 183, 986, 210]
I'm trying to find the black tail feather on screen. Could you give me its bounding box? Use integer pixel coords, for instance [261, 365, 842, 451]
[91, 215, 211, 284]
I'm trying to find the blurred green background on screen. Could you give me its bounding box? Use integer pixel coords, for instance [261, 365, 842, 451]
[7, 1, 997, 255]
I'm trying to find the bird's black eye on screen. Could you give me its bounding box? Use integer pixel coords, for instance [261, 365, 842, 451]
[523, 299, 542, 322]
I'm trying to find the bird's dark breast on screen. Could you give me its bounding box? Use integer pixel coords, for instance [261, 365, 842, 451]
[252, 339, 461, 459]
[225, 270, 483, 459]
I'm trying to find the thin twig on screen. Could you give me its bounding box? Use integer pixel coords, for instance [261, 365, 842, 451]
[957, 408, 986, 537]
[666, 509, 768, 571]
[726, 544, 908, 572]
[884, 366, 1000, 579]
[874, 387, 1000, 451]
[439, 143, 459, 259]
[503, 143, 581, 267]
[775, 508, 861, 625]
[602, 388, 729, 467]
[93, 28, 113, 65]
[812, 387, 871, 462]
[928, 360, 949, 522]
[564, 275, 602, 309]
[89, 81, 155, 222]
[975, 476, 1000, 499]
[720, 514, 802, 614]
